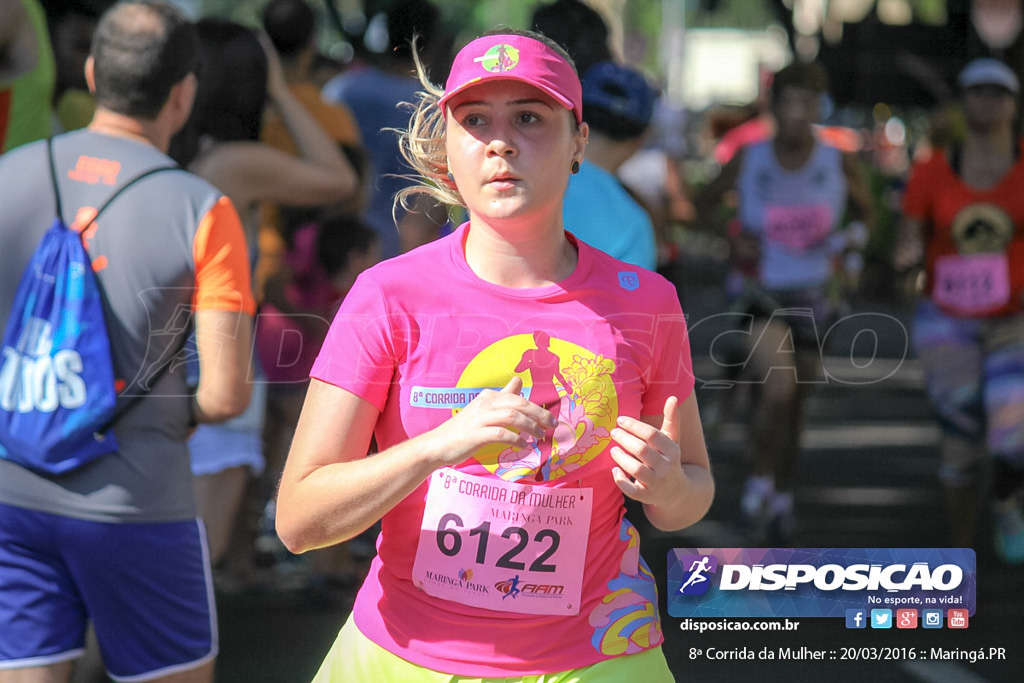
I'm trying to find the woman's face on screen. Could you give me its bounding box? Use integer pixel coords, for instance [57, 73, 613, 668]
[772, 86, 820, 141]
[962, 85, 1017, 134]
[445, 80, 586, 227]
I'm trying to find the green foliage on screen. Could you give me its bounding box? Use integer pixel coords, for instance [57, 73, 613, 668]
[913, 0, 948, 25]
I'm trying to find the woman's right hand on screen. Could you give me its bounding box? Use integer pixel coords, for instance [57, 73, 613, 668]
[424, 377, 557, 467]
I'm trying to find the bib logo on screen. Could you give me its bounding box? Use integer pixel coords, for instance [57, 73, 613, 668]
[494, 575, 565, 600]
[677, 554, 717, 595]
[668, 548, 976, 619]
[0, 317, 86, 413]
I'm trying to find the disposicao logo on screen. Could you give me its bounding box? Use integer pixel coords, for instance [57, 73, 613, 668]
[677, 554, 717, 595]
[667, 548, 976, 619]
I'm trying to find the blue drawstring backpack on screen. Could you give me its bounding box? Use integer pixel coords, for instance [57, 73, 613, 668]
[0, 139, 177, 474]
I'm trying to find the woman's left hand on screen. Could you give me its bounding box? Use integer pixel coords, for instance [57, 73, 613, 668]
[609, 396, 687, 509]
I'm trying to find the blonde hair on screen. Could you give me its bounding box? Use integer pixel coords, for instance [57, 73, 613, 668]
[394, 45, 463, 214]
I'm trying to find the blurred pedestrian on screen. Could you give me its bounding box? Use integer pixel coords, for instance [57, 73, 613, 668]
[170, 17, 358, 574]
[257, 0, 372, 590]
[896, 57, 1024, 564]
[531, 0, 613, 77]
[0, 2, 255, 680]
[48, 5, 99, 132]
[563, 59, 658, 270]
[321, 0, 444, 259]
[260, 0, 365, 235]
[276, 28, 712, 681]
[695, 60, 873, 544]
[0, 0, 55, 153]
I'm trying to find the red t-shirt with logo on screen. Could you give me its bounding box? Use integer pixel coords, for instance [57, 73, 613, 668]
[902, 144, 1024, 317]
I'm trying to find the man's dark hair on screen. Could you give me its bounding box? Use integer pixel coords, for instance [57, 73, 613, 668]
[531, 0, 611, 77]
[316, 212, 378, 276]
[90, 0, 198, 118]
[770, 60, 828, 103]
[584, 109, 648, 142]
[582, 61, 654, 141]
[262, 0, 315, 59]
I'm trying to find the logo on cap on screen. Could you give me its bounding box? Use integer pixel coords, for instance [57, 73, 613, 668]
[476, 44, 520, 73]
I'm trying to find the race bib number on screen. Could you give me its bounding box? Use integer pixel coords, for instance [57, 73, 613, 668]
[933, 253, 1010, 314]
[412, 468, 592, 616]
[765, 204, 832, 250]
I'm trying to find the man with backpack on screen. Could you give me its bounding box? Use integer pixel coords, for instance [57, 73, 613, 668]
[0, 3, 255, 682]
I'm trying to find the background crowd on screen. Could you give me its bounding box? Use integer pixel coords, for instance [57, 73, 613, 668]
[2, 0, 1023, 681]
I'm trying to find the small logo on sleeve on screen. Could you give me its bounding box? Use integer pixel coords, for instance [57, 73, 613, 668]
[618, 271, 639, 291]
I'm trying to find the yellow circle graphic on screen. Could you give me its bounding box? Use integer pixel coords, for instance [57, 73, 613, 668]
[455, 332, 617, 482]
[951, 203, 1014, 254]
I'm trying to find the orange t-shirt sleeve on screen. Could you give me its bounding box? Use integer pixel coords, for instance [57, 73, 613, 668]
[191, 196, 257, 315]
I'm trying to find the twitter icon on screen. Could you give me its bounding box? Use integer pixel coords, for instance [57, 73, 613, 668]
[870, 609, 892, 629]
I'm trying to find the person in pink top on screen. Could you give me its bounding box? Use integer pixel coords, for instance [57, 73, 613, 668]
[276, 29, 714, 682]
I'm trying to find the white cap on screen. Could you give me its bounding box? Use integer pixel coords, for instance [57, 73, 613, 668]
[958, 58, 1019, 93]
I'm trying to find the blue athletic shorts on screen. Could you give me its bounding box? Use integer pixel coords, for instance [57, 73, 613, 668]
[0, 503, 217, 681]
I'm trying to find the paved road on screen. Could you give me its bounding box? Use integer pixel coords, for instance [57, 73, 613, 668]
[208, 281, 1022, 683]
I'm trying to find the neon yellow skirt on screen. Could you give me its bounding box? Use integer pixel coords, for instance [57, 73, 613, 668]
[311, 615, 675, 683]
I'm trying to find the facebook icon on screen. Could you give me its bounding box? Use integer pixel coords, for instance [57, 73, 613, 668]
[845, 609, 867, 629]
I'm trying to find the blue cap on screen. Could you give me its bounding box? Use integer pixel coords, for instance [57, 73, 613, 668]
[581, 60, 656, 127]
[958, 58, 1019, 93]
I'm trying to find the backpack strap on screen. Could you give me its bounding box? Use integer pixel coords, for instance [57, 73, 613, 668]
[45, 137, 65, 221]
[45, 138, 189, 432]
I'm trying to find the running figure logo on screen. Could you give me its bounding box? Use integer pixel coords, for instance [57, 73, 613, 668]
[477, 44, 520, 73]
[496, 575, 522, 600]
[515, 331, 573, 481]
[450, 331, 618, 483]
[678, 554, 717, 595]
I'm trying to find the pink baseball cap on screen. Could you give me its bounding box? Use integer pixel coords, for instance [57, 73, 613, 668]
[438, 34, 583, 124]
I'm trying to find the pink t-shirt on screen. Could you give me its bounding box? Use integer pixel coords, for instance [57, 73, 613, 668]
[310, 223, 694, 676]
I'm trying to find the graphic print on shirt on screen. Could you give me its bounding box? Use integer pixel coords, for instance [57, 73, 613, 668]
[414, 331, 618, 482]
[410, 332, 609, 616]
[589, 517, 662, 656]
[935, 202, 1014, 314]
[950, 203, 1013, 254]
[410, 329, 663, 642]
